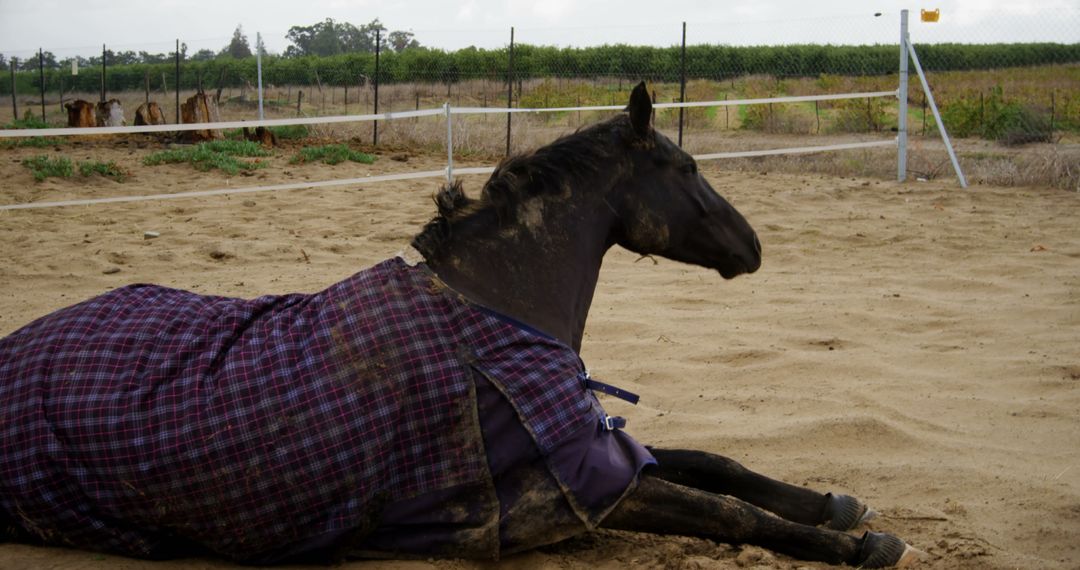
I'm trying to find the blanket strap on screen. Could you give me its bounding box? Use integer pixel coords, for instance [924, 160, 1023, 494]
[582, 371, 639, 431]
[583, 371, 640, 405]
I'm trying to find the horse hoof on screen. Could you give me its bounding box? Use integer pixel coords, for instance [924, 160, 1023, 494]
[856, 531, 924, 568]
[822, 493, 876, 531]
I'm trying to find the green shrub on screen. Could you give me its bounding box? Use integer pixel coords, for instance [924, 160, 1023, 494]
[22, 155, 74, 181]
[829, 97, 890, 133]
[144, 140, 271, 175]
[290, 144, 375, 165]
[941, 86, 1052, 144]
[79, 160, 130, 182]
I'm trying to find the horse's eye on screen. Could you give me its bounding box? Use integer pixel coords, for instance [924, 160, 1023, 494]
[681, 162, 697, 176]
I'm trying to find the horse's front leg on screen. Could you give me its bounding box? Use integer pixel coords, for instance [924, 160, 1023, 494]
[603, 476, 916, 568]
[648, 448, 873, 530]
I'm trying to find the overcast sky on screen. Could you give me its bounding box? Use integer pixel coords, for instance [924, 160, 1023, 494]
[1, 0, 1077, 60]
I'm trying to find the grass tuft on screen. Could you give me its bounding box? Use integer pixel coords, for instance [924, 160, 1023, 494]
[79, 160, 130, 182]
[290, 144, 376, 165]
[22, 155, 74, 181]
[144, 140, 271, 175]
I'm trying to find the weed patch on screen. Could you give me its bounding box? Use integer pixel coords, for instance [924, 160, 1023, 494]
[79, 160, 130, 182]
[22, 155, 74, 181]
[290, 145, 376, 165]
[144, 140, 271, 175]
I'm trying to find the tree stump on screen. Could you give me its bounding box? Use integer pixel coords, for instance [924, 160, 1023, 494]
[64, 100, 96, 128]
[95, 99, 126, 127]
[180, 92, 222, 142]
[243, 126, 276, 148]
[134, 102, 167, 126]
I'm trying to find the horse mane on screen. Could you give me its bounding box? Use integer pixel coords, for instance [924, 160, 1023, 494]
[412, 114, 633, 260]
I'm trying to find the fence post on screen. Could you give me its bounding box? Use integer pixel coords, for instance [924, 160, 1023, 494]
[445, 102, 454, 183]
[678, 21, 687, 147]
[373, 28, 380, 146]
[907, 40, 967, 188]
[256, 32, 265, 121]
[897, 9, 910, 182]
[175, 39, 180, 124]
[100, 44, 106, 102]
[10, 58, 16, 122]
[506, 26, 515, 157]
[39, 48, 46, 122]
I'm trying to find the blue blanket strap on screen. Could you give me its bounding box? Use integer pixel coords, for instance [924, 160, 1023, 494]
[583, 371, 640, 405]
[581, 371, 639, 431]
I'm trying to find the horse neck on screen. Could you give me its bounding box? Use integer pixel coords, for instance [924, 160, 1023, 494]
[426, 184, 617, 353]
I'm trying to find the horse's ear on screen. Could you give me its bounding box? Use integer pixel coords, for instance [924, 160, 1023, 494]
[626, 81, 652, 137]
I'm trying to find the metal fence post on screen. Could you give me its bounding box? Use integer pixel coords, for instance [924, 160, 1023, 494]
[446, 102, 454, 183]
[908, 40, 968, 188]
[678, 22, 687, 147]
[897, 10, 910, 182]
[374, 28, 380, 146]
[506, 26, 515, 157]
[100, 44, 106, 102]
[10, 58, 16, 122]
[175, 39, 180, 124]
[39, 48, 45, 122]
[256, 32, 264, 121]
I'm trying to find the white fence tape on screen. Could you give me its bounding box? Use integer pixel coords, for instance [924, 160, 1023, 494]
[1, 90, 897, 138]
[695, 139, 896, 160]
[1, 138, 895, 211]
[0, 88, 903, 211]
[0, 167, 497, 211]
[0, 108, 446, 138]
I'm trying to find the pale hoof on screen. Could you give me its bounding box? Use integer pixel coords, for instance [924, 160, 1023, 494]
[856, 531, 924, 568]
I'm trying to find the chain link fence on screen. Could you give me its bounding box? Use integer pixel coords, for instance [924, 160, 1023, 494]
[4, 10, 1079, 188]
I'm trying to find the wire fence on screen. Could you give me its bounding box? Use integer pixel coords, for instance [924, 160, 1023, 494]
[2, 10, 1079, 188]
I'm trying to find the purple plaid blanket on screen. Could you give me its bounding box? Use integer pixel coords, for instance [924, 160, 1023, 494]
[0, 258, 609, 561]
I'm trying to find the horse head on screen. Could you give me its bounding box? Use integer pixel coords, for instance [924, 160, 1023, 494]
[608, 82, 761, 279]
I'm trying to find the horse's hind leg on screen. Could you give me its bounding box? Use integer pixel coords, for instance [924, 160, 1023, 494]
[648, 448, 874, 530]
[603, 476, 917, 568]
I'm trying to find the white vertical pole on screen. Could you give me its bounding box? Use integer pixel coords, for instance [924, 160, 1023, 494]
[445, 102, 453, 183]
[256, 32, 264, 121]
[908, 42, 968, 188]
[897, 10, 909, 182]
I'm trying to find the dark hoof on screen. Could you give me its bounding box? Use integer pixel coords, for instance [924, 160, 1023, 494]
[822, 493, 876, 531]
[856, 531, 923, 568]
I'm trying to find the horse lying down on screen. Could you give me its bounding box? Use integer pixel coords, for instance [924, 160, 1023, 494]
[0, 83, 919, 567]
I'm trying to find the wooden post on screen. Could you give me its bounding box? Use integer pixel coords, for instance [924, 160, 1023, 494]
[101, 44, 106, 102]
[296, 90, 303, 116]
[144, 70, 150, 104]
[815, 99, 820, 134]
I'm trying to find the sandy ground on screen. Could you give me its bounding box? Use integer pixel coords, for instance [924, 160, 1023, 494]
[0, 140, 1078, 570]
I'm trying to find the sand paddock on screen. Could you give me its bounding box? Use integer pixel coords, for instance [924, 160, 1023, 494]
[0, 142, 1078, 569]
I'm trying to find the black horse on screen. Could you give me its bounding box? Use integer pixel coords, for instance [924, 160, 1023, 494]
[0, 83, 917, 567]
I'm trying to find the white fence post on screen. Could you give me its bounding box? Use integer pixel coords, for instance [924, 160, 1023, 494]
[897, 10, 909, 182]
[445, 102, 454, 183]
[908, 42, 968, 188]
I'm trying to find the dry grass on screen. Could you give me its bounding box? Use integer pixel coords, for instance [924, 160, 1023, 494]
[14, 70, 1079, 192]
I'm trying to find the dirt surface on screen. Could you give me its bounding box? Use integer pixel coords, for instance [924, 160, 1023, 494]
[1, 140, 1078, 569]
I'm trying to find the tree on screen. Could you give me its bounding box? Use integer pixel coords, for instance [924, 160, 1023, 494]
[19, 51, 59, 70]
[0, 54, 6, 69]
[388, 30, 420, 53]
[284, 18, 404, 57]
[225, 25, 253, 59]
[190, 49, 217, 62]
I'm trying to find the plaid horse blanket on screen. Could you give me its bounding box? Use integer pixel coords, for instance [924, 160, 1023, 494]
[0, 257, 643, 562]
